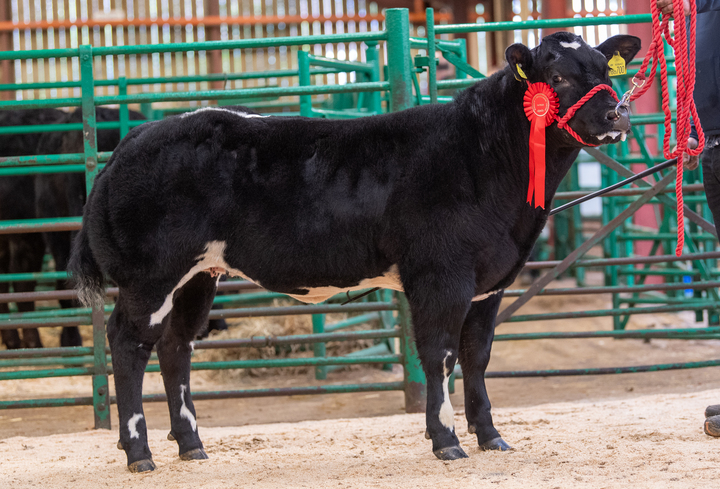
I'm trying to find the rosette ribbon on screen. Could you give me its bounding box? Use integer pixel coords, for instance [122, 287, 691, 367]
[523, 82, 559, 209]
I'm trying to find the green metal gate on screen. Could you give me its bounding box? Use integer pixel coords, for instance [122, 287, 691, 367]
[1, 8, 719, 430]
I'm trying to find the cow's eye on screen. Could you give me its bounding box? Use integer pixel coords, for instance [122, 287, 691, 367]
[552, 75, 564, 84]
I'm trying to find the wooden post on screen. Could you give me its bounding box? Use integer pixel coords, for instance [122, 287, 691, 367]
[205, 0, 223, 90]
[541, 0, 569, 37]
[0, 0, 13, 101]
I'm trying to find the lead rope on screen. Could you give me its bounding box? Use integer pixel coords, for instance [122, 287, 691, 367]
[625, 0, 705, 256]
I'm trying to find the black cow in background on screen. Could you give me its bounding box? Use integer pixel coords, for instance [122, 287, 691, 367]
[35, 107, 227, 341]
[34, 108, 147, 337]
[0, 107, 219, 349]
[0, 109, 67, 349]
[71, 32, 641, 471]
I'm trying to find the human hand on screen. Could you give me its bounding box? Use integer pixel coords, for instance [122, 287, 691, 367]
[656, 0, 692, 18]
[673, 137, 699, 170]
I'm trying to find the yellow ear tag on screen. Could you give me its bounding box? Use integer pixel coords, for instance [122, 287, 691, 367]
[608, 51, 626, 77]
[516, 64, 528, 80]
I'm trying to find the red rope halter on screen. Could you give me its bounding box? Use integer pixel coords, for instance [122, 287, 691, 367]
[629, 0, 705, 256]
[523, 81, 618, 208]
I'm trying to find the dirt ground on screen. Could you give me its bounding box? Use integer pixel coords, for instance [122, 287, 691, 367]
[3, 389, 720, 489]
[2, 280, 720, 487]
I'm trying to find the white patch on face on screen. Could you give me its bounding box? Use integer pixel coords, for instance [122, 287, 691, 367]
[180, 107, 268, 119]
[128, 413, 144, 439]
[288, 264, 404, 304]
[439, 350, 455, 430]
[560, 40, 582, 50]
[595, 131, 623, 141]
[472, 289, 501, 302]
[189, 341, 195, 352]
[179, 384, 197, 432]
[149, 240, 259, 326]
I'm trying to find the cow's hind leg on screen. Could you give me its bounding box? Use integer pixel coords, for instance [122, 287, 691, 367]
[157, 273, 217, 461]
[109, 291, 167, 473]
[403, 269, 474, 460]
[459, 292, 512, 451]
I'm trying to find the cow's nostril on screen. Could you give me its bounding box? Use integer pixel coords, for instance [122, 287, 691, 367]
[606, 110, 620, 121]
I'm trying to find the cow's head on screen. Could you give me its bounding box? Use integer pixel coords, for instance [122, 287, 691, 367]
[505, 32, 641, 146]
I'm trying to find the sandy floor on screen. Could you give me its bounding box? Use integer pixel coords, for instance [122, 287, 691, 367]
[3, 388, 720, 489]
[3, 278, 720, 487]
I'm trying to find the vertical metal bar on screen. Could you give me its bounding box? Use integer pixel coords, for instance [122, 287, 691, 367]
[398, 293, 426, 413]
[118, 77, 130, 138]
[298, 50, 313, 117]
[385, 9, 413, 113]
[455, 38, 468, 79]
[80, 44, 110, 429]
[79, 45, 98, 196]
[92, 307, 111, 429]
[312, 313, 327, 380]
[425, 8, 437, 104]
[139, 103, 153, 120]
[365, 41, 382, 115]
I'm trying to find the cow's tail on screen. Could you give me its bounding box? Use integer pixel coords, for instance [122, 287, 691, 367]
[68, 227, 105, 309]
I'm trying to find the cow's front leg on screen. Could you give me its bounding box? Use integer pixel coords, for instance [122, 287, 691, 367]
[157, 273, 217, 461]
[458, 292, 512, 451]
[404, 272, 473, 461]
[109, 294, 164, 473]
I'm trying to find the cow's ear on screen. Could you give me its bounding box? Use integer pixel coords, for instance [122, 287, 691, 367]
[505, 43, 533, 82]
[596, 35, 642, 65]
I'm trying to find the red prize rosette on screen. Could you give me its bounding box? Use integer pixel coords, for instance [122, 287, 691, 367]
[523, 82, 559, 209]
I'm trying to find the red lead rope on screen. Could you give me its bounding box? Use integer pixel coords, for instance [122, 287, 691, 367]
[629, 0, 705, 256]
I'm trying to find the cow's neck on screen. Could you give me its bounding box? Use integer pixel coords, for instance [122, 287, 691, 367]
[457, 70, 583, 211]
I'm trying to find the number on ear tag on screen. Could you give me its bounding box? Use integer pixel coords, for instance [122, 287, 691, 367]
[608, 51, 626, 77]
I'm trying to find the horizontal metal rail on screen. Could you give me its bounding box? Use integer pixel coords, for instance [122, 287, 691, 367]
[0, 381, 407, 410]
[0, 31, 390, 61]
[434, 13, 652, 34]
[0, 81, 392, 110]
[0, 121, 143, 136]
[0, 152, 113, 167]
[0, 67, 342, 92]
[504, 280, 720, 297]
[507, 303, 720, 323]
[0, 302, 398, 329]
[524, 251, 720, 270]
[494, 327, 720, 341]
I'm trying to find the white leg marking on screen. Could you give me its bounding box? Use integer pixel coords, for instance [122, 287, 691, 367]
[179, 384, 197, 432]
[128, 413, 144, 439]
[439, 350, 455, 431]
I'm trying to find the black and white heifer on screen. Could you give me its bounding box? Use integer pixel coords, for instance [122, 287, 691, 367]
[70, 32, 641, 471]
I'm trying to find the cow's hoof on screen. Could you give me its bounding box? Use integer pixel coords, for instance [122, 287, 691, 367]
[704, 416, 720, 437]
[705, 405, 720, 419]
[127, 459, 156, 473]
[433, 446, 468, 460]
[479, 437, 513, 451]
[180, 448, 209, 461]
[117, 440, 123, 450]
[167, 432, 176, 441]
